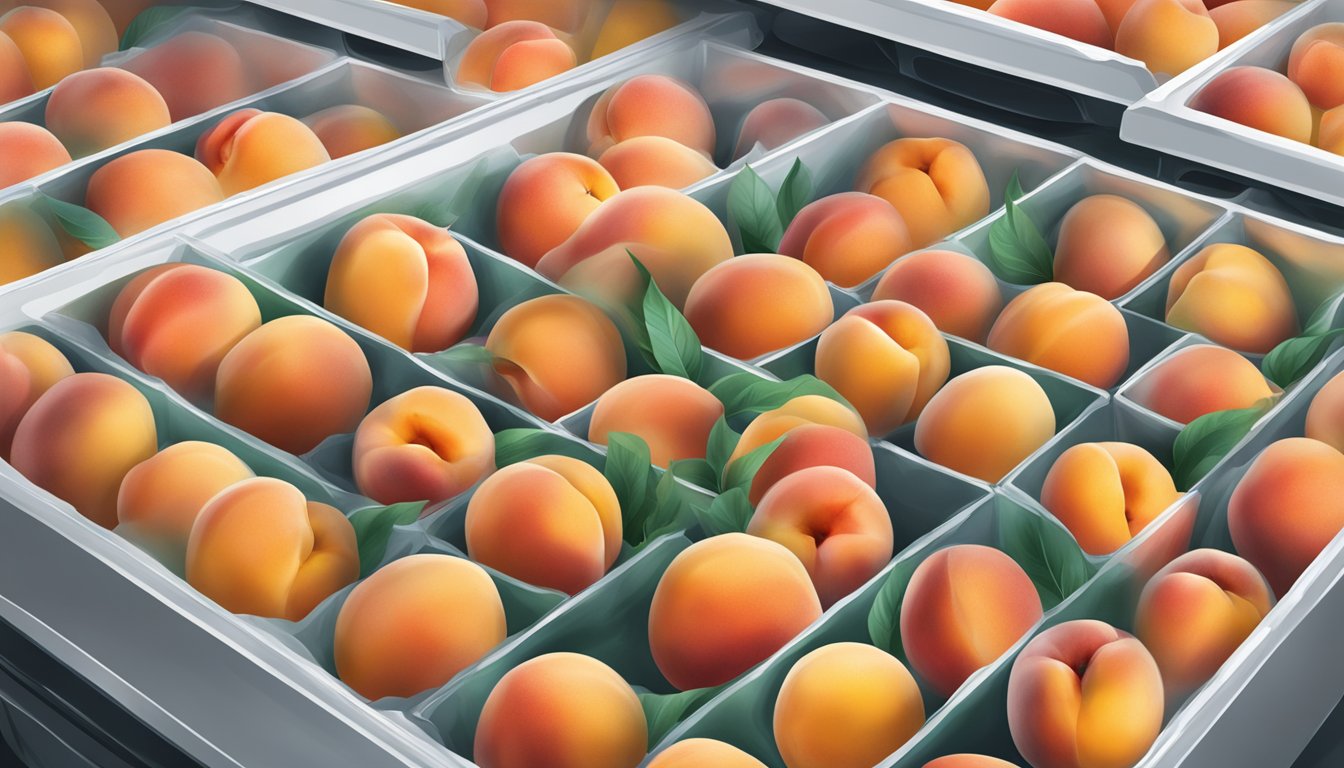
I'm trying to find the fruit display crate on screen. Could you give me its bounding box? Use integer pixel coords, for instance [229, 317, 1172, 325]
[1121, 0, 1344, 209]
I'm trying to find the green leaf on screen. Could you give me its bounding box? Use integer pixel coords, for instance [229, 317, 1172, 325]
[38, 195, 120, 251]
[1262, 329, 1344, 389]
[999, 507, 1092, 610]
[349, 501, 426, 577]
[668, 457, 718, 492]
[414, 158, 491, 229]
[427, 343, 495, 365]
[704, 417, 740, 485]
[639, 685, 724, 748]
[493, 428, 589, 466]
[775, 159, 813, 230]
[722, 434, 786, 492]
[694, 486, 753, 536]
[1172, 399, 1275, 490]
[628, 253, 703, 381]
[1303, 287, 1344, 336]
[1005, 168, 1025, 202]
[708, 372, 850, 419]
[986, 172, 1052, 285]
[642, 469, 687, 543]
[605, 432, 655, 546]
[867, 558, 918, 660]
[728, 165, 783, 254]
[120, 6, 192, 50]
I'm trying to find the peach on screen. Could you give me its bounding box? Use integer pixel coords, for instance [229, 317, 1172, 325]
[482, 0, 590, 33]
[1053, 195, 1170, 300]
[537, 186, 734, 310]
[303, 104, 401, 160]
[0, 7, 82, 89]
[214, 315, 373, 455]
[474, 652, 646, 768]
[1165, 243, 1298, 354]
[466, 455, 621, 594]
[10, 372, 157, 529]
[84, 149, 225, 237]
[987, 0, 1111, 48]
[0, 331, 72, 459]
[334, 553, 506, 700]
[733, 97, 829, 159]
[115, 441, 253, 572]
[484, 294, 625, 421]
[872, 250, 1004, 343]
[778, 192, 914, 288]
[122, 31, 250, 122]
[1189, 67, 1313, 144]
[589, 0, 681, 59]
[324, 213, 477, 353]
[731, 395, 868, 464]
[353, 386, 495, 506]
[1129, 345, 1274, 425]
[1116, 0, 1219, 77]
[597, 135, 717, 189]
[1289, 23, 1344, 111]
[388, 0, 488, 27]
[1321, 105, 1344, 155]
[684, 253, 834, 360]
[0, 203, 62, 285]
[923, 757, 1020, 768]
[649, 533, 823, 689]
[1040, 442, 1181, 556]
[749, 466, 892, 607]
[815, 300, 950, 435]
[748, 423, 876, 506]
[914, 366, 1056, 482]
[1211, 1, 1296, 50]
[455, 20, 576, 93]
[45, 68, 171, 158]
[1007, 620, 1164, 768]
[109, 264, 263, 402]
[496, 152, 619, 269]
[0, 30, 34, 102]
[902, 544, 1044, 696]
[1228, 437, 1344, 596]
[1095, 0, 1140, 32]
[1134, 549, 1274, 695]
[1305, 371, 1344, 452]
[586, 74, 715, 158]
[856, 137, 990, 247]
[186, 477, 358, 620]
[0, 122, 71, 188]
[987, 282, 1130, 389]
[649, 739, 766, 768]
[588, 374, 724, 468]
[774, 643, 925, 768]
[195, 109, 331, 196]
[26, 0, 116, 67]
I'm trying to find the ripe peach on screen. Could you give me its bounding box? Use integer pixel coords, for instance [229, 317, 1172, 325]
[1228, 437, 1344, 596]
[24, 0, 117, 68]
[84, 149, 225, 237]
[872, 250, 1003, 343]
[815, 301, 950, 435]
[914, 366, 1056, 483]
[0, 331, 72, 459]
[923, 757, 1020, 768]
[589, 0, 680, 59]
[389, 0, 488, 27]
[587, 374, 724, 468]
[1052, 195, 1170, 300]
[649, 533, 823, 689]
[455, 20, 576, 93]
[0, 7, 82, 89]
[649, 739, 766, 768]
[324, 213, 477, 353]
[749, 466, 892, 607]
[1165, 243, 1298, 354]
[1211, 1, 1296, 50]
[214, 316, 373, 455]
[10, 372, 157, 528]
[1008, 620, 1163, 768]
[0, 31, 34, 103]
[733, 97, 829, 159]
[353, 386, 495, 506]
[0, 202, 62, 284]
[0, 122, 71, 188]
[45, 68, 171, 158]
[496, 152, 619, 269]
[109, 264, 262, 402]
[1305, 371, 1344, 452]
[986, 0, 1111, 48]
[774, 643, 924, 768]
[1321, 106, 1344, 155]
[748, 423, 876, 506]
[303, 104, 401, 160]
[196, 109, 331, 196]
[484, 294, 625, 421]
[730, 395, 868, 466]
[466, 455, 621, 594]
[597, 135, 717, 189]
[1189, 67, 1313, 144]
[1116, 0, 1219, 77]
[1095, 0, 1139, 31]
[856, 137, 990, 247]
[685, 254, 833, 360]
[778, 192, 914, 288]
[334, 553, 506, 700]
[186, 477, 358, 620]
[116, 441, 253, 572]
[1134, 549, 1274, 695]
[586, 74, 714, 158]
[1040, 442, 1181, 555]
[537, 186, 734, 310]
[1289, 23, 1344, 111]
[122, 31, 250, 122]
[1129, 345, 1274, 424]
[474, 652, 647, 768]
[482, 0, 589, 33]
[986, 283, 1130, 389]
[902, 544, 1044, 696]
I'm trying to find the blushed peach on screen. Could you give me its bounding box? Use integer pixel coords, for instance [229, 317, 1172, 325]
[1040, 442, 1181, 555]
[1289, 23, 1344, 111]
[455, 20, 576, 93]
[987, 0, 1111, 47]
[496, 152, 619, 268]
[1095, 0, 1140, 32]
[303, 105, 401, 160]
[0, 122, 71, 188]
[1116, 0, 1219, 77]
[388, 0, 487, 27]
[122, 31, 250, 121]
[987, 282, 1130, 389]
[45, 68, 171, 158]
[0, 7, 81, 89]
[1165, 243, 1298, 354]
[588, 374, 724, 468]
[649, 533, 823, 689]
[0, 202, 62, 285]
[748, 423, 876, 506]
[856, 137, 990, 247]
[778, 192, 914, 288]
[324, 213, 477, 353]
[1211, 1, 1296, 50]
[1053, 195, 1170, 300]
[1321, 105, 1344, 155]
[872, 249, 1004, 343]
[0, 30, 34, 102]
[334, 553, 506, 700]
[589, 0, 680, 59]
[195, 109, 331, 196]
[0, 331, 72, 459]
[649, 739, 766, 768]
[685, 253, 833, 360]
[1305, 371, 1344, 452]
[1129, 345, 1274, 424]
[1189, 67, 1313, 144]
[730, 395, 868, 466]
[914, 366, 1056, 482]
[25, 0, 116, 68]
[586, 74, 714, 157]
[733, 97, 829, 160]
[923, 757, 1020, 768]
[597, 135, 716, 189]
[84, 149, 225, 237]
